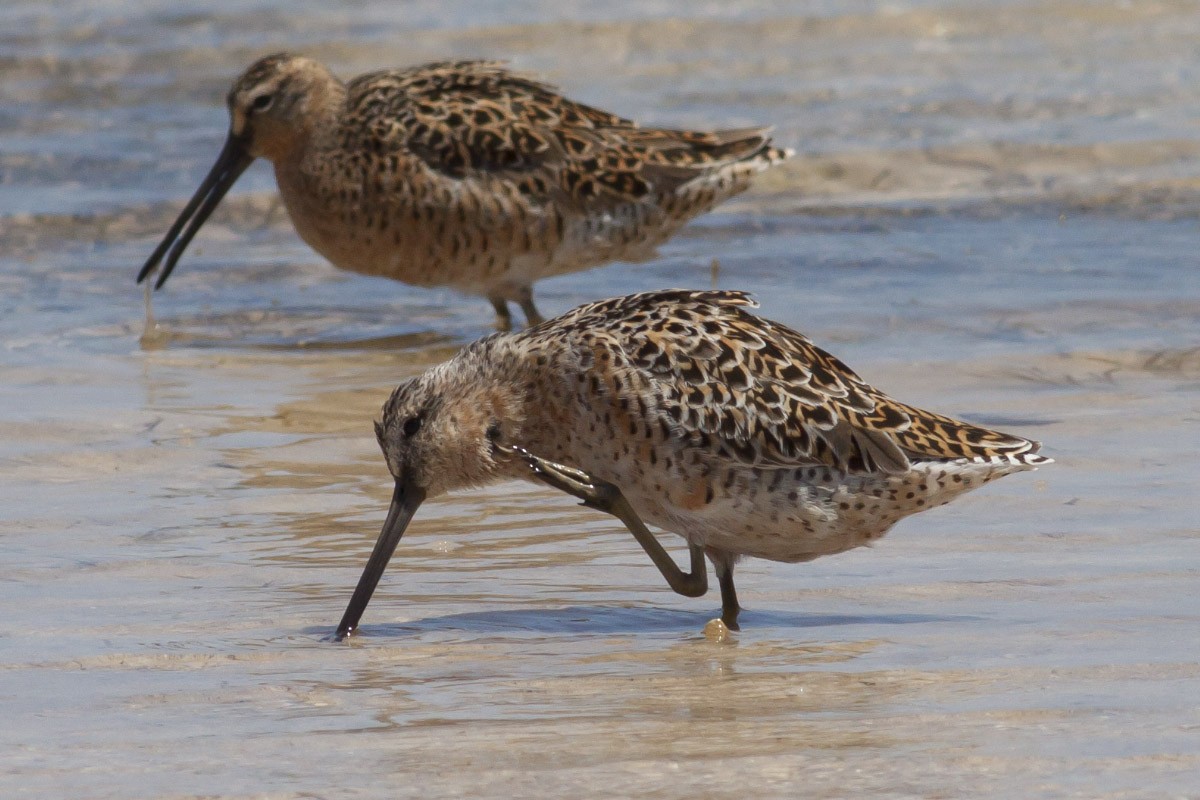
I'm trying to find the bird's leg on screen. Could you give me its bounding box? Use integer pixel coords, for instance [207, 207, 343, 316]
[707, 548, 742, 630]
[514, 286, 545, 327]
[488, 295, 514, 332]
[501, 445, 707, 598]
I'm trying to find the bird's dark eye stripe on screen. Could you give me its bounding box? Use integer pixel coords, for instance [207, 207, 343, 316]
[251, 94, 272, 110]
[402, 416, 422, 437]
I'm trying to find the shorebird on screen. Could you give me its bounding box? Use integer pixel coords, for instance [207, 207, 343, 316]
[137, 54, 790, 328]
[333, 289, 1051, 639]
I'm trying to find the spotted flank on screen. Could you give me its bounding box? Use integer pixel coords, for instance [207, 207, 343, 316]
[138, 54, 790, 328]
[335, 290, 1051, 636]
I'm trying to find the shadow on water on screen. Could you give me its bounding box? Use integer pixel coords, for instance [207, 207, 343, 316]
[162, 330, 461, 353]
[140, 314, 465, 353]
[960, 414, 1059, 429]
[303, 605, 963, 638]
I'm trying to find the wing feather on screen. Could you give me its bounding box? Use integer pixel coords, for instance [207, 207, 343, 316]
[345, 62, 787, 206]
[537, 290, 1041, 475]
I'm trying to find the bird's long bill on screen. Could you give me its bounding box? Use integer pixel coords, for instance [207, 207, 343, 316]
[333, 481, 427, 641]
[136, 132, 255, 289]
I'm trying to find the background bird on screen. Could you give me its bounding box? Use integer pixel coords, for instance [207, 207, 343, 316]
[138, 54, 790, 328]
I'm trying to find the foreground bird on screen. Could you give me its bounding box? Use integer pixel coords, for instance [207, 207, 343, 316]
[137, 53, 790, 328]
[333, 290, 1051, 638]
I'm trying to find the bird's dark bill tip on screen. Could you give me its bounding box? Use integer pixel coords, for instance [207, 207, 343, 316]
[330, 481, 426, 642]
[136, 132, 255, 289]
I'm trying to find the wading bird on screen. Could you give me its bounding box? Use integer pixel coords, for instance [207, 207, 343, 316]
[334, 290, 1050, 638]
[138, 54, 789, 328]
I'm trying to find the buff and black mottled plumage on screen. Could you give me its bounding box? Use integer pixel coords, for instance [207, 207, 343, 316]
[138, 54, 790, 327]
[536, 290, 1043, 473]
[132, 55, 1047, 634]
[341, 290, 1050, 634]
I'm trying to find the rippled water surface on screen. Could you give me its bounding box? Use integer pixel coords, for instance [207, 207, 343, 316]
[3, 2, 1199, 797]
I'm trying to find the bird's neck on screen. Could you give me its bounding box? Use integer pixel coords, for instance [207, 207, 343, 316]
[482, 335, 583, 471]
[271, 79, 346, 165]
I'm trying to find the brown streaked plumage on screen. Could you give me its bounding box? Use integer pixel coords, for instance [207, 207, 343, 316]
[333, 289, 1051, 639]
[137, 54, 790, 328]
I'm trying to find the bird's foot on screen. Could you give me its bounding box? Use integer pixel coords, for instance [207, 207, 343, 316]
[498, 445, 618, 513]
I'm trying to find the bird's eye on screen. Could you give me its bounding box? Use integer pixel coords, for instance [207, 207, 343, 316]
[402, 416, 422, 437]
[249, 94, 273, 112]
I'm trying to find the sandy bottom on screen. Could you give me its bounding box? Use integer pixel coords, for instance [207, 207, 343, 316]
[4, 316, 1198, 798]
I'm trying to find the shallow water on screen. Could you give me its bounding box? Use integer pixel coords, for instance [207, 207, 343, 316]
[2, 1, 1200, 797]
